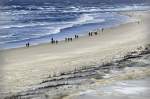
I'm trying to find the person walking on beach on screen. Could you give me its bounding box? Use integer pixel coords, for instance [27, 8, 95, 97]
[26, 42, 30, 47]
[67, 38, 72, 42]
[65, 38, 67, 42]
[75, 35, 77, 39]
[102, 28, 104, 32]
[56, 40, 58, 44]
[89, 32, 93, 36]
[75, 35, 79, 39]
[51, 37, 54, 44]
[88, 32, 91, 36]
[76, 35, 79, 38]
[67, 38, 70, 42]
[91, 32, 93, 36]
[94, 32, 98, 35]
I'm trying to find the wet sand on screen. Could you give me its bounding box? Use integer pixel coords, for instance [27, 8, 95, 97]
[0, 11, 150, 98]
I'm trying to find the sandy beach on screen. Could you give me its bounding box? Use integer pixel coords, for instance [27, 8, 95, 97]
[0, 11, 150, 98]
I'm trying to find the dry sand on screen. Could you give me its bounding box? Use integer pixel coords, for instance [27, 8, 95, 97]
[0, 11, 150, 97]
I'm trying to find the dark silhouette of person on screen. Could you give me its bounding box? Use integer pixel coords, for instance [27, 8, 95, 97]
[102, 28, 104, 32]
[65, 38, 68, 42]
[75, 35, 77, 38]
[88, 32, 91, 36]
[51, 38, 54, 44]
[94, 32, 98, 35]
[75, 35, 79, 39]
[76, 35, 79, 38]
[28, 42, 29, 47]
[56, 40, 58, 44]
[26, 42, 30, 47]
[91, 32, 93, 36]
[68, 38, 70, 41]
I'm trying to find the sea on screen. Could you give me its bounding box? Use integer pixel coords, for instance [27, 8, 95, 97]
[0, 0, 150, 49]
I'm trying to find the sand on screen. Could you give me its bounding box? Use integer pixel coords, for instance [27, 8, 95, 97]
[0, 11, 150, 97]
[65, 77, 150, 99]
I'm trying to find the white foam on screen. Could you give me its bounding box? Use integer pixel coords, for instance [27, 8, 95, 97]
[0, 22, 51, 29]
[75, 14, 94, 24]
[104, 5, 150, 12]
[63, 7, 103, 13]
[0, 34, 13, 38]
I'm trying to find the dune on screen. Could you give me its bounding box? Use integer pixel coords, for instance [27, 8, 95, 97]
[0, 11, 150, 97]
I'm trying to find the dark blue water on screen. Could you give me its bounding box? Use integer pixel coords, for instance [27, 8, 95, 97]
[0, 0, 150, 49]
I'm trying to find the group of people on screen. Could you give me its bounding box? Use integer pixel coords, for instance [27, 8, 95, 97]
[65, 37, 73, 42]
[88, 31, 99, 36]
[65, 35, 79, 42]
[88, 31, 98, 36]
[74, 35, 79, 39]
[26, 42, 30, 47]
[25, 28, 105, 48]
[88, 28, 104, 37]
[88, 32, 93, 36]
[51, 38, 58, 44]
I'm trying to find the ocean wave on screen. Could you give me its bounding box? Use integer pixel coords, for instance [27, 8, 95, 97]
[62, 6, 104, 13]
[34, 14, 96, 36]
[0, 22, 50, 29]
[75, 14, 94, 24]
[61, 5, 150, 13]
[1, 5, 149, 17]
[104, 5, 150, 11]
[0, 36, 32, 44]
[0, 13, 107, 46]
[0, 13, 104, 32]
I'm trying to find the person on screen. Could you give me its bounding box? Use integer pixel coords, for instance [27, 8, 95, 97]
[102, 28, 104, 32]
[94, 32, 98, 35]
[51, 38, 54, 44]
[26, 42, 30, 47]
[75, 35, 79, 39]
[65, 38, 68, 42]
[88, 32, 91, 36]
[76, 35, 79, 38]
[75, 35, 77, 38]
[56, 40, 58, 44]
[91, 32, 93, 36]
[68, 38, 70, 41]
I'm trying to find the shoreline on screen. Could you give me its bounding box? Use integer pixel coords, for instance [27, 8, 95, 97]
[0, 11, 139, 51]
[0, 10, 150, 98]
[0, 21, 140, 52]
